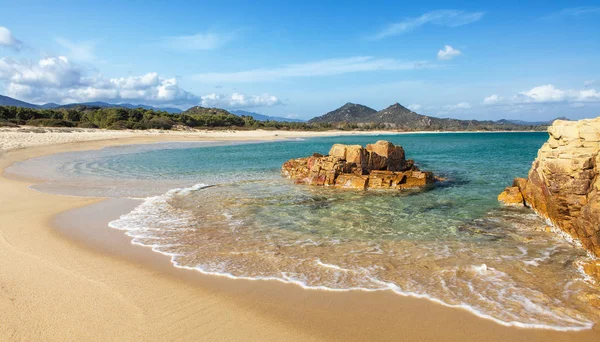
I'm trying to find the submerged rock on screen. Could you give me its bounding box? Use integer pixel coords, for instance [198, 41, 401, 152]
[281, 140, 436, 190]
[498, 118, 600, 258]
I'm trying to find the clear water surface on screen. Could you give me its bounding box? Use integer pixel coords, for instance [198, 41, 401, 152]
[8, 132, 600, 330]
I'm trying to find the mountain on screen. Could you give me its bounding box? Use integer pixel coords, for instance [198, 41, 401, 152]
[370, 103, 439, 129]
[499, 117, 570, 126]
[0, 95, 40, 108]
[230, 110, 305, 122]
[309, 102, 549, 131]
[0, 95, 182, 113]
[40, 102, 61, 109]
[119, 103, 182, 113]
[182, 106, 233, 116]
[309, 102, 443, 129]
[308, 102, 377, 123]
[55, 101, 182, 113]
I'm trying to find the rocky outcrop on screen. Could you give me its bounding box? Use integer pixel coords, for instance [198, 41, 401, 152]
[498, 118, 600, 257]
[282, 140, 436, 190]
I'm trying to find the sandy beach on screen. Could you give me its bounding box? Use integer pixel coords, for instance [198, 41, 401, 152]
[1, 129, 599, 341]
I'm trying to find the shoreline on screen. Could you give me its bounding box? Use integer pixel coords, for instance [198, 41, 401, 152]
[1, 131, 598, 341]
[0, 126, 544, 152]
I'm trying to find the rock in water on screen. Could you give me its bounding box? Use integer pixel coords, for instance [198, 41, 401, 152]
[281, 140, 436, 190]
[498, 118, 600, 257]
[497, 184, 525, 207]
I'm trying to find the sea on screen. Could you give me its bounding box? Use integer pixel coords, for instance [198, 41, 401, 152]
[7, 132, 600, 331]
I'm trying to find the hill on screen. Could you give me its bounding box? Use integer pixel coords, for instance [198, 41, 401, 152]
[230, 110, 305, 122]
[0, 95, 182, 113]
[370, 103, 439, 129]
[308, 102, 377, 123]
[53, 101, 182, 113]
[0, 95, 40, 108]
[182, 106, 234, 116]
[499, 117, 570, 126]
[309, 102, 548, 131]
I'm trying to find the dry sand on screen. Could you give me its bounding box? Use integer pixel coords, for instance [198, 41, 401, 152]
[0, 126, 407, 152]
[1, 130, 599, 341]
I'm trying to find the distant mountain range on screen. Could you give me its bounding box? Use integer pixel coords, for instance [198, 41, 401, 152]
[0, 95, 182, 113]
[230, 110, 305, 122]
[497, 118, 570, 126]
[1, 95, 567, 129]
[0, 95, 40, 109]
[309, 102, 563, 129]
[0, 95, 306, 122]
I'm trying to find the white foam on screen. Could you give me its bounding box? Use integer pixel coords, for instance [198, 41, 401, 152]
[471, 264, 488, 274]
[108, 184, 596, 332]
[315, 259, 351, 272]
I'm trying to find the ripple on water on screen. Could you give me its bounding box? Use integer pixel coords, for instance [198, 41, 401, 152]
[8, 134, 600, 329]
[109, 181, 600, 331]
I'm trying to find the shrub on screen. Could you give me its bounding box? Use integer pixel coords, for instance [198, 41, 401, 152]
[77, 121, 99, 129]
[131, 122, 149, 130]
[107, 120, 134, 130]
[26, 118, 74, 127]
[147, 117, 174, 130]
[0, 120, 18, 127]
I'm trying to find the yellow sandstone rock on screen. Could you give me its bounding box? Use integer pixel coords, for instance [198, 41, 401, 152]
[497, 187, 525, 206]
[282, 141, 436, 191]
[499, 117, 600, 257]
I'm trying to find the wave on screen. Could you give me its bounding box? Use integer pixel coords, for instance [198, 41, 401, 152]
[108, 183, 597, 332]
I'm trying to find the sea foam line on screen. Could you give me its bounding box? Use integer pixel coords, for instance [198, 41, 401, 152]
[108, 183, 595, 332]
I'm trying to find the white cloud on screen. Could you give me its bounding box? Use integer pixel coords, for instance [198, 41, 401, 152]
[573, 88, 600, 102]
[485, 84, 600, 107]
[160, 31, 234, 51]
[192, 56, 430, 83]
[55, 37, 97, 62]
[543, 7, 600, 20]
[407, 104, 422, 111]
[369, 10, 484, 40]
[437, 45, 461, 60]
[200, 93, 280, 109]
[518, 84, 566, 102]
[584, 80, 596, 87]
[0, 26, 23, 51]
[559, 7, 600, 16]
[0, 55, 198, 105]
[444, 102, 471, 110]
[483, 94, 501, 105]
[0, 56, 82, 88]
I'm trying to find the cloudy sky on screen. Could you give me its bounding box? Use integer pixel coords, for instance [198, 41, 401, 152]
[0, 1, 599, 120]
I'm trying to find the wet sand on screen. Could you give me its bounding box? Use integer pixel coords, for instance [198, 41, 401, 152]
[1, 134, 599, 341]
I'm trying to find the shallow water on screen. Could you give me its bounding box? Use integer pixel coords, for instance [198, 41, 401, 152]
[9, 132, 600, 330]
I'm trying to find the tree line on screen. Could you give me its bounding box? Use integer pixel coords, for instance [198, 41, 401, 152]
[0, 105, 339, 131]
[0, 105, 542, 132]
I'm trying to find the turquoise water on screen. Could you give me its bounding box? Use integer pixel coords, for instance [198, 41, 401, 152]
[8, 132, 600, 330]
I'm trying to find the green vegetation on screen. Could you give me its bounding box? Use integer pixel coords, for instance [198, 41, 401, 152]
[0, 105, 334, 131]
[0, 103, 547, 132]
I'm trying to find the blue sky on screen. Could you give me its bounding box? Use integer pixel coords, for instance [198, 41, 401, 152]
[0, 1, 599, 121]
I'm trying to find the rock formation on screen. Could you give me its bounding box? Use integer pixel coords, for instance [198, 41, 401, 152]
[282, 140, 435, 190]
[498, 118, 600, 257]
